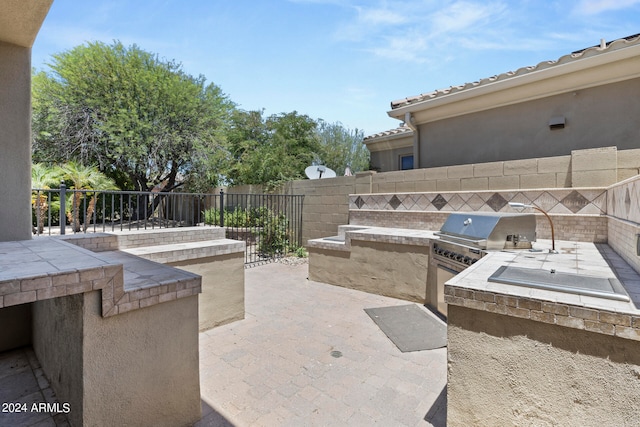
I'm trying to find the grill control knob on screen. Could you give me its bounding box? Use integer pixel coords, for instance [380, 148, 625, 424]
[463, 256, 472, 265]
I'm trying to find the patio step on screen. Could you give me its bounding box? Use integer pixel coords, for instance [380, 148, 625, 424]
[121, 239, 245, 264]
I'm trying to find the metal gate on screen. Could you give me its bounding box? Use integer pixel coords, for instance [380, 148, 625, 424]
[219, 192, 305, 265]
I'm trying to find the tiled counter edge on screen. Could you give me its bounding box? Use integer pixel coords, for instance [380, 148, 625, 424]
[444, 285, 640, 341]
[0, 239, 201, 318]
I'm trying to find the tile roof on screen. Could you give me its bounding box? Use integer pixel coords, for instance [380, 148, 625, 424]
[363, 123, 413, 142]
[390, 33, 640, 110]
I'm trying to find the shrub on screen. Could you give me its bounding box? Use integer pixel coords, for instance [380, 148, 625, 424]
[204, 207, 221, 225]
[204, 205, 296, 256]
[258, 211, 291, 255]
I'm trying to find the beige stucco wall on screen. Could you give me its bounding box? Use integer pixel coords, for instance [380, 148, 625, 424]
[447, 305, 640, 426]
[32, 291, 201, 427]
[170, 253, 245, 331]
[0, 42, 33, 242]
[308, 240, 429, 302]
[417, 78, 640, 169]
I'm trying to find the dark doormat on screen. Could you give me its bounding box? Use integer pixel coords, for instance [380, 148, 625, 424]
[364, 304, 447, 352]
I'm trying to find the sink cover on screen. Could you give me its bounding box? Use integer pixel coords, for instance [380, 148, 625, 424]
[489, 266, 630, 302]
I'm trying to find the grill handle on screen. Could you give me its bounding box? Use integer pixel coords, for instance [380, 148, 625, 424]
[434, 232, 487, 249]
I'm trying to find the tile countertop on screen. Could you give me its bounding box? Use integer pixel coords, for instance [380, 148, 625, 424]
[0, 238, 201, 317]
[445, 239, 640, 341]
[308, 226, 640, 340]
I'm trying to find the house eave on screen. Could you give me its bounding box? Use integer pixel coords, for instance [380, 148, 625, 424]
[388, 42, 640, 125]
[0, 0, 53, 48]
[364, 132, 414, 152]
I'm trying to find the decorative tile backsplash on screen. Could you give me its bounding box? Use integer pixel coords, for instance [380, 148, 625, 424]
[608, 176, 640, 224]
[350, 189, 607, 215]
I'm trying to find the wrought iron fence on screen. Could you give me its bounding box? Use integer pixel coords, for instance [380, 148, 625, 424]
[218, 192, 305, 264]
[31, 186, 304, 265]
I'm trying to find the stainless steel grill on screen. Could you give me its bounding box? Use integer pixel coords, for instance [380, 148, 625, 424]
[428, 212, 538, 317]
[436, 212, 537, 251]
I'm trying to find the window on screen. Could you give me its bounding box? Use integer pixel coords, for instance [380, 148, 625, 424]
[400, 155, 414, 170]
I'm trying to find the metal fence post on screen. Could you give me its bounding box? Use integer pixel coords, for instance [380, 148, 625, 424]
[219, 189, 224, 227]
[59, 182, 66, 235]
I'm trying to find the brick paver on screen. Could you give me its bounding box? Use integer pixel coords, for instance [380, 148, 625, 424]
[197, 262, 447, 426]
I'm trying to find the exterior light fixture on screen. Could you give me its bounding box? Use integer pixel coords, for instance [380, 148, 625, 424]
[508, 202, 557, 253]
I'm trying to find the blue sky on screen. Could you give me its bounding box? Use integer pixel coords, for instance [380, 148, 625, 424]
[32, 0, 640, 135]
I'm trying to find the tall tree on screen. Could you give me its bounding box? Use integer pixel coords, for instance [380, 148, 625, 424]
[32, 41, 234, 192]
[225, 110, 320, 188]
[314, 120, 369, 176]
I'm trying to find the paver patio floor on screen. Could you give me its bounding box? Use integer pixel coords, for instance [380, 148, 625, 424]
[197, 262, 447, 426]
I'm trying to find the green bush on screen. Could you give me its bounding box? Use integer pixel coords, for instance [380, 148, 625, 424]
[204, 205, 296, 256]
[258, 211, 291, 255]
[204, 208, 221, 225]
[293, 246, 308, 258]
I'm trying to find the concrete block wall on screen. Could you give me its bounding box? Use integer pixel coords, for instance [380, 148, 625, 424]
[370, 154, 574, 193]
[285, 176, 356, 243]
[572, 146, 618, 187]
[618, 148, 640, 181]
[224, 147, 639, 244]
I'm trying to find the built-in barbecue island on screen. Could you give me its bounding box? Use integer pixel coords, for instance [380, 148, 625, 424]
[307, 181, 640, 426]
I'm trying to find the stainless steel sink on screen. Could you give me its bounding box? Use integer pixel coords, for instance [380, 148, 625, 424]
[489, 265, 630, 302]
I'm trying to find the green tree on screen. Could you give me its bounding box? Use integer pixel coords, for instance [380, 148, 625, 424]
[31, 163, 64, 234]
[32, 41, 234, 192]
[225, 110, 320, 188]
[314, 120, 369, 176]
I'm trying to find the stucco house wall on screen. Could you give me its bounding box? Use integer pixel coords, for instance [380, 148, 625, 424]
[367, 35, 640, 173]
[418, 77, 640, 168]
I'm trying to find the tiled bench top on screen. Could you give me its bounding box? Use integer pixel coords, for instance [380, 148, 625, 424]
[307, 226, 438, 251]
[0, 238, 200, 317]
[121, 238, 245, 263]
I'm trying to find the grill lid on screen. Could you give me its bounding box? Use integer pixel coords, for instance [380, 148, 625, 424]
[437, 212, 536, 250]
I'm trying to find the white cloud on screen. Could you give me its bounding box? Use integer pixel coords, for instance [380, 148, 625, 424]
[431, 1, 505, 35]
[356, 6, 408, 25]
[331, 0, 515, 62]
[574, 0, 640, 15]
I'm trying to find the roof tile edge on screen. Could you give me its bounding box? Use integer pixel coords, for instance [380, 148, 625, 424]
[390, 34, 640, 110]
